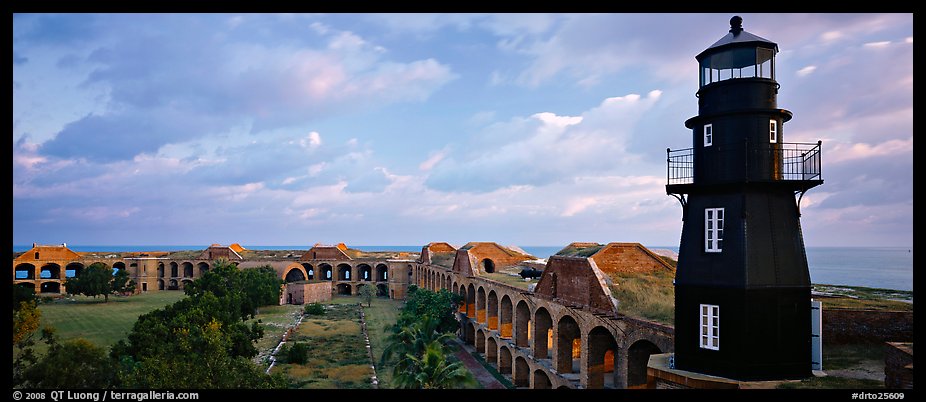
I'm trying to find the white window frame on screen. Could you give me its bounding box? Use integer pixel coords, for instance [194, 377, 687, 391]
[700, 304, 720, 350]
[769, 119, 778, 143]
[704, 124, 713, 147]
[705, 207, 724, 253]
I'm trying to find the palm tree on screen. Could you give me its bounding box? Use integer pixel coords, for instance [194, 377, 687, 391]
[381, 315, 474, 388]
[404, 340, 474, 389]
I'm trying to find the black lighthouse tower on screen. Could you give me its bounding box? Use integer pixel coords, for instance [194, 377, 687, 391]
[666, 16, 823, 380]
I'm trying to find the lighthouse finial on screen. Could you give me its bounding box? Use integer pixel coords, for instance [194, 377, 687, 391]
[730, 16, 743, 35]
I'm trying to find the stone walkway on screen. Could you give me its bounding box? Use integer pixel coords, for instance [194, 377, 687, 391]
[453, 340, 508, 389]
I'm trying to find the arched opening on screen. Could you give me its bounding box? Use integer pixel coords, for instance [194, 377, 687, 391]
[15, 263, 36, 280]
[170, 262, 179, 277]
[336, 283, 352, 295]
[458, 284, 467, 313]
[319, 263, 333, 281]
[486, 337, 498, 366]
[500, 295, 513, 338]
[182, 262, 193, 278]
[168, 279, 179, 290]
[476, 286, 487, 323]
[285, 268, 306, 283]
[499, 346, 512, 375]
[445, 275, 451, 290]
[376, 264, 388, 282]
[180, 279, 193, 290]
[533, 308, 553, 359]
[487, 290, 499, 330]
[113, 261, 126, 273]
[476, 329, 486, 354]
[66, 262, 84, 278]
[481, 258, 495, 274]
[466, 284, 476, 317]
[40, 282, 61, 294]
[532, 370, 552, 389]
[627, 339, 662, 389]
[301, 263, 314, 280]
[406, 265, 412, 284]
[157, 279, 164, 290]
[358, 264, 372, 281]
[337, 264, 352, 281]
[514, 357, 530, 388]
[197, 262, 210, 276]
[40, 263, 61, 279]
[16, 282, 36, 294]
[465, 322, 476, 346]
[356, 283, 366, 296]
[556, 315, 581, 374]
[376, 283, 388, 297]
[588, 326, 619, 389]
[515, 300, 531, 348]
[157, 263, 165, 278]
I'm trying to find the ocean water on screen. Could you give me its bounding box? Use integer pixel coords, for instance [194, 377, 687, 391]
[13, 244, 912, 292]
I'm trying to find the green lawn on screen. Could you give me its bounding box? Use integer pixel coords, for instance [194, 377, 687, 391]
[34, 291, 187, 353]
[359, 296, 403, 388]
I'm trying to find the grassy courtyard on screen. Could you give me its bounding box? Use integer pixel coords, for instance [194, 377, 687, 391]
[266, 295, 404, 389]
[33, 291, 187, 353]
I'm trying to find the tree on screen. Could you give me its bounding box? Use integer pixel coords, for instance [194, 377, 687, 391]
[184, 259, 282, 320]
[402, 340, 475, 389]
[112, 268, 136, 295]
[12, 294, 42, 388]
[398, 288, 462, 334]
[64, 262, 115, 302]
[359, 284, 376, 307]
[22, 337, 116, 388]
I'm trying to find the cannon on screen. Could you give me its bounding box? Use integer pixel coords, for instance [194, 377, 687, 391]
[519, 267, 543, 279]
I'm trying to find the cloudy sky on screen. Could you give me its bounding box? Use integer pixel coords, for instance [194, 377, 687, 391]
[12, 13, 913, 249]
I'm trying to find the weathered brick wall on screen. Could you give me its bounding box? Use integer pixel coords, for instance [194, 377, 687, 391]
[284, 282, 332, 305]
[592, 244, 673, 275]
[534, 256, 616, 313]
[822, 309, 914, 344]
[300, 246, 350, 260]
[884, 342, 913, 389]
[467, 243, 532, 269]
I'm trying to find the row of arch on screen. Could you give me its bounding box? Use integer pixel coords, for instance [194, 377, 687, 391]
[414, 264, 670, 389]
[287, 262, 389, 282]
[14, 260, 392, 294]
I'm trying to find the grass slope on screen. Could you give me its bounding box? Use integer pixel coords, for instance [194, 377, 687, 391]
[34, 291, 188, 353]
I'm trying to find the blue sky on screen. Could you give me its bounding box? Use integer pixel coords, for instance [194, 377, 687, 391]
[12, 13, 913, 248]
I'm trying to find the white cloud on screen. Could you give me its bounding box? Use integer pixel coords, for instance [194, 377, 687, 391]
[419, 150, 447, 171]
[863, 41, 892, 48]
[796, 65, 817, 77]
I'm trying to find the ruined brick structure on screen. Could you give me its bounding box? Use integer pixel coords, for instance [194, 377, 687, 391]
[14, 240, 677, 388]
[415, 241, 675, 389]
[12, 243, 416, 302]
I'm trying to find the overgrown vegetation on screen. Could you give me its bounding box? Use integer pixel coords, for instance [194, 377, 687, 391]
[272, 302, 373, 389]
[609, 269, 676, 325]
[380, 287, 475, 389]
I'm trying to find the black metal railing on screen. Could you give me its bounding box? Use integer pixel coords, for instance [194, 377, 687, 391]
[667, 140, 822, 185]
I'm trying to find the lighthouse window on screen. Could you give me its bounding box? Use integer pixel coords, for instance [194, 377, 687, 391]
[705, 208, 724, 252]
[704, 124, 713, 147]
[700, 304, 720, 350]
[769, 120, 778, 143]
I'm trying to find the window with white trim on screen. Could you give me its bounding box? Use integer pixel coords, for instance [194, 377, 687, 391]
[705, 208, 724, 252]
[700, 304, 720, 350]
[769, 119, 778, 143]
[704, 124, 713, 147]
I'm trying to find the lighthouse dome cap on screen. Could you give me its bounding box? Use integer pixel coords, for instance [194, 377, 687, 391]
[696, 15, 778, 61]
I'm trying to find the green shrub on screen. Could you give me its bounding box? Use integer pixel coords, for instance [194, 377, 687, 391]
[286, 342, 310, 365]
[304, 303, 326, 316]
